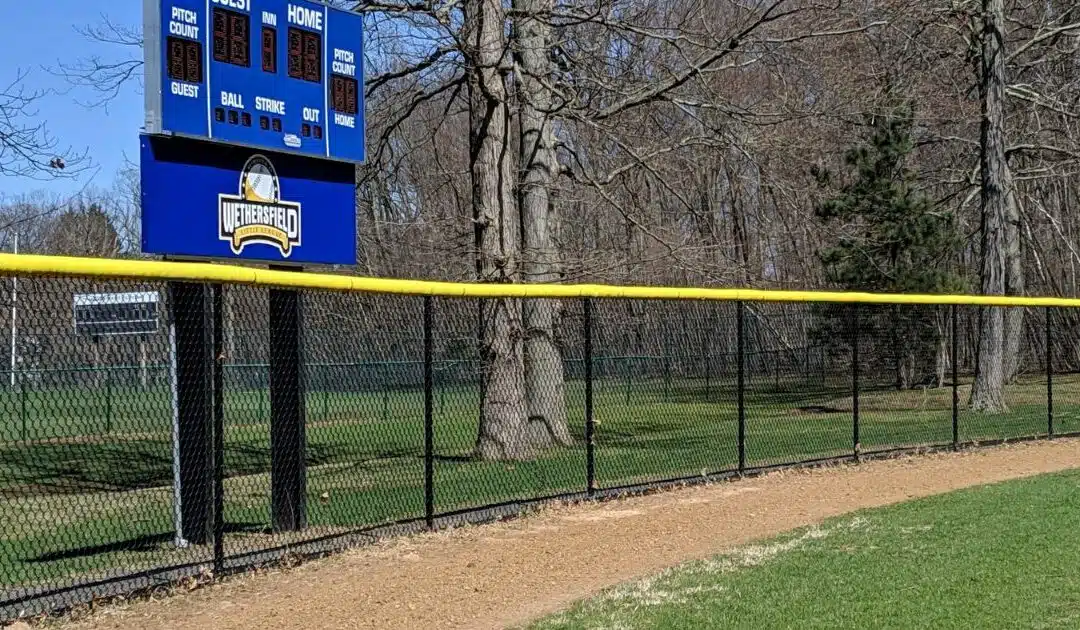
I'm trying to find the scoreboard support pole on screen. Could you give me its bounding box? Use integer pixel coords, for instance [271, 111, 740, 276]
[269, 266, 307, 533]
[168, 281, 218, 546]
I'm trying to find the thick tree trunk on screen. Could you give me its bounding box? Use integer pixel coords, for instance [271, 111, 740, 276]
[466, 0, 531, 460]
[1003, 197, 1024, 382]
[514, 0, 571, 447]
[970, 0, 1010, 413]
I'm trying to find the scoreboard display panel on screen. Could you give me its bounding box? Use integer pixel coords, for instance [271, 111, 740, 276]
[144, 0, 364, 163]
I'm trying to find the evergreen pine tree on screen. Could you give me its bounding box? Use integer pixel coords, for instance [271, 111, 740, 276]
[811, 104, 963, 389]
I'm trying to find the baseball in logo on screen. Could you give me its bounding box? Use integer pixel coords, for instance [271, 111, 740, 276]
[218, 155, 302, 256]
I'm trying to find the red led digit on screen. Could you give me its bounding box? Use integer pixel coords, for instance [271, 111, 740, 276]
[212, 8, 250, 68]
[167, 37, 203, 85]
[287, 28, 303, 79]
[262, 27, 277, 73]
[212, 9, 228, 62]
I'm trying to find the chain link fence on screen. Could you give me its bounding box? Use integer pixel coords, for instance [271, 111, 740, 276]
[0, 272, 1077, 620]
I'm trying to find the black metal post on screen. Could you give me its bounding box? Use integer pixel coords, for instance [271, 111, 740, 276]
[169, 282, 215, 546]
[212, 284, 225, 575]
[104, 368, 113, 434]
[951, 304, 959, 450]
[19, 375, 26, 441]
[663, 353, 672, 402]
[381, 362, 390, 423]
[321, 369, 329, 422]
[820, 345, 827, 388]
[269, 279, 306, 533]
[804, 344, 810, 388]
[851, 305, 860, 462]
[1047, 307, 1054, 438]
[584, 299, 596, 496]
[703, 330, 711, 401]
[737, 301, 746, 474]
[423, 296, 435, 530]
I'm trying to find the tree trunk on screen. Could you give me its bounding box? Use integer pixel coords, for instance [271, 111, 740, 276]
[1003, 198, 1024, 382]
[969, 0, 1010, 413]
[514, 0, 571, 447]
[466, 0, 530, 460]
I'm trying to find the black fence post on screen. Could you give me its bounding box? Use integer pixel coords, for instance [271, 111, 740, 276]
[737, 301, 746, 474]
[663, 351, 672, 402]
[321, 368, 329, 423]
[104, 368, 113, 435]
[703, 330, 711, 401]
[820, 345, 827, 388]
[952, 304, 959, 450]
[382, 362, 391, 423]
[584, 298, 596, 496]
[438, 365, 446, 416]
[851, 304, 860, 462]
[269, 282, 306, 533]
[212, 284, 225, 576]
[423, 296, 435, 530]
[169, 281, 215, 546]
[19, 375, 26, 442]
[1047, 307, 1054, 438]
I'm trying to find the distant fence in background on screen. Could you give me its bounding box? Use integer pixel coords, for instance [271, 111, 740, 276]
[0, 347, 839, 443]
[0, 253, 1079, 621]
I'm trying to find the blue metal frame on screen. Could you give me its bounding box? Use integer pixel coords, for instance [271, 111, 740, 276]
[144, 0, 365, 163]
[140, 134, 357, 266]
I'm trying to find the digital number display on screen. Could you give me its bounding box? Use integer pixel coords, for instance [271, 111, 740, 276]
[288, 27, 322, 83]
[331, 75, 358, 115]
[261, 26, 277, 73]
[212, 8, 250, 68]
[166, 37, 203, 84]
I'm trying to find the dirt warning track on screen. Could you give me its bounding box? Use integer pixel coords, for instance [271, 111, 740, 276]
[60, 439, 1080, 630]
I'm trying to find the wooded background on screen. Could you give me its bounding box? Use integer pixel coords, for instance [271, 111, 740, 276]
[2, 0, 1079, 458]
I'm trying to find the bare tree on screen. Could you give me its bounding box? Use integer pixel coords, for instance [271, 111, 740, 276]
[464, 0, 531, 460]
[62, 0, 1080, 436]
[52, 17, 144, 110]
[0, 71, 89, 180]
[515, 0, 571, 447]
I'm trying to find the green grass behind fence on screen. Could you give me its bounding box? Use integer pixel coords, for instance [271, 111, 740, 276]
[0, 373, 1076, 596]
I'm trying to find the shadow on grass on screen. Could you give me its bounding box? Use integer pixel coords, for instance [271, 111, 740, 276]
[0, 440, 423, 496]
[27, 522, 265, 563]
[657, 385, 852, 407]
[597, 416, 724, 451]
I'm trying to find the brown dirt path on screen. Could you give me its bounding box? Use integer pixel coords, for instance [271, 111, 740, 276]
[58, 439, 1080, 630]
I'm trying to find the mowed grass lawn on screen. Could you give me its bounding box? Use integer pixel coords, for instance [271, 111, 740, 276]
[530, 469, 1080, 630]
[0, 373, 1079, 595]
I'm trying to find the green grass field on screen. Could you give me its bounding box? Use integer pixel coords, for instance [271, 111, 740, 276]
[530, 469, 1080, 629]
[1, 371, 1078, 599]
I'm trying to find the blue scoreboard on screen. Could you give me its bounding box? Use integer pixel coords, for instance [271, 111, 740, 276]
[143, 0, 365, 163]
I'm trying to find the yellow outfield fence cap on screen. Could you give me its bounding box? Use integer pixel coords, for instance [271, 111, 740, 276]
[0, 252, 1077, 308]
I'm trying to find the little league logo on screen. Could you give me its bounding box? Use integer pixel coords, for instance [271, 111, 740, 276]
[218, 155, 301, 256]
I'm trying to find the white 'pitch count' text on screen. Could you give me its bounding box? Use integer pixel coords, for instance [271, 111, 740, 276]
[169, 7, 199, 39]
[287, 4, 323, 31]
[211, 0, 251, 12]
[332, 49, 356, 77]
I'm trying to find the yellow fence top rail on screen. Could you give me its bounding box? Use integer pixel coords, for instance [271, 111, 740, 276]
[0, 252, 1075, 308]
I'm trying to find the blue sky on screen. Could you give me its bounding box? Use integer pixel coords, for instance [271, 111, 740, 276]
[0, 1, 142, 199]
